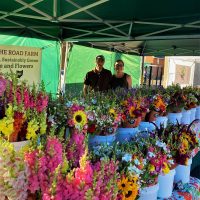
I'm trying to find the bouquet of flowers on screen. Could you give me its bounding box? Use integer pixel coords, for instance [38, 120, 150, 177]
[0, 139, 29, 200]
[150, 94, 168, 115]
[166, 84, 187, 113]
[160, 122, 200, 165]
[66, 101, 88, 132]
[85, 92, 121, 135]
[0, 72, 48, 142]
[120, 97, 142, 128]
[118, 135, 174, 189]
[183, 86, 198, 109]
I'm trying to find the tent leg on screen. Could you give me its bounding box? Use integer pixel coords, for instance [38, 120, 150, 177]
[140, 55, 145, 85]
[59, 41, 69, 95]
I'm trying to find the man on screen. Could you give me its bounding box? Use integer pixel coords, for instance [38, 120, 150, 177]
[83, 55, 112, 95]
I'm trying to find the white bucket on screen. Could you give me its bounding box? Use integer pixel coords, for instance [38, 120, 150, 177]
[88, 133, 116, 147]
[11, 140, 29, 151]
[116, 127, 139, 143]
[181, 110, 191, 125]
[195, 106, 200, 120]
[139, 121, 156, 132]
[190, 108, 196, 123]
[174, 158, 192, 184]
[168, 112, 182, 125]
[158, 169, 176, 198]
[139, 183, 159, 200]
[155, 116, 168, 128]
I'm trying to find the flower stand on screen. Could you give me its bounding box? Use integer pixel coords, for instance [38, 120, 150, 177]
[190, 108, 196, 123]
[157, 169, 176, 198]
[167, 112, 182, 125]
[116, 127, 139, 143]
[11, 140, 29, 151]
[155, 116, 168, 128]
[88, 133, 116, 147]
[181, 109, 191, 125]
[174, 158, 192, 184]
[139, 183, 159, 200]
[195, 106, 200, 120]
[139, 121, 156, 133]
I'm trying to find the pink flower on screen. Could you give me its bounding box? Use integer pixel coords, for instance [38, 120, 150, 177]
[23, 89, 30, 109]
[0, 76, 7, 96]
[36, 93, 48, 113]
[66, 131, 86, 167]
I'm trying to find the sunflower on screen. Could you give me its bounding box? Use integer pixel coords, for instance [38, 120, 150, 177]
[129, 106, 136, 118]
[122, 183, 138, 200]
[118, 177, 132, 195]
[109, 108, 117, 119]
[130, 176, 138, 184]
[73, 110, 87, 127]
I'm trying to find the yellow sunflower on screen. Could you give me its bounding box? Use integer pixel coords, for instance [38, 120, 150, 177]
[109, 108, 117, 118]
[118, 177, 132, 195]
[130, 176, 138, 184]
[122, 183, 138, 200]
[129, 106, 136, 118]
[73, 110, 87, 127]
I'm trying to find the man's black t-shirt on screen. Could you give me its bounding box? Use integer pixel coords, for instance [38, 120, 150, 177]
[84, 68, 112, 92]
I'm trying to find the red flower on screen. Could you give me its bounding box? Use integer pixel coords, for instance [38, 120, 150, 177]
[88, 124, 96, 133]
[122, 114, 126, 121]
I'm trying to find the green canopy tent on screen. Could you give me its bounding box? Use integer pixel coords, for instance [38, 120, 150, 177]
[0, 0, 200, 55]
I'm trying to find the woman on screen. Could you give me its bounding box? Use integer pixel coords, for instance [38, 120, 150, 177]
[111, 59, 132, 89]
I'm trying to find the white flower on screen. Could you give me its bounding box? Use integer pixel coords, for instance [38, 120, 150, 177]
[66, 101, 73, 107]
[134, 158, 140, 165]
[148, 152, 156, 158]
[122, 153, 132, 162]
[128, 164, 142, 174]
[156, 140, 166, 148]
[169, 159, 174, 165]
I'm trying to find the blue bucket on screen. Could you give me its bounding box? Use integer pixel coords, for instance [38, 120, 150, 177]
[88, 133, 116, 147]
[139, 122, 156, 132]
[155, 116, 168, 128]
[168, 112, 182, 125]
[116, 127, 139, 143]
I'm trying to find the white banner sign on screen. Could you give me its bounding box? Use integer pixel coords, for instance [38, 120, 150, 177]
[0, 45, 42, 84]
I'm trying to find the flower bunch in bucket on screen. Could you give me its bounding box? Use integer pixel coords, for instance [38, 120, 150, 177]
[160, 122, 200, 165]
[0, 139, 29, 200]
[166, 84, 187, 113]
[0, 72, 48, 143]
[66, 100, 88, 133]
[135, 136, 173, 187]
[144, 94, 168, 123]
[85, 91, 121, 135]
[183, 86, 198, 109]
[120, 96, 143, 128]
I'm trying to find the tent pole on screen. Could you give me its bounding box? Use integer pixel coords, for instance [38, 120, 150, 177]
[59, 42, 69, 95]
[140, 54, 145, 85]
